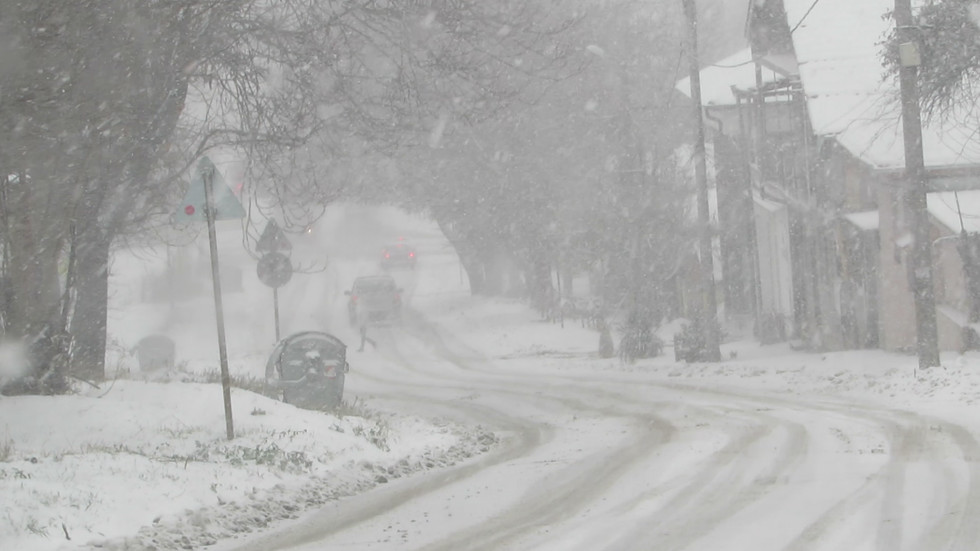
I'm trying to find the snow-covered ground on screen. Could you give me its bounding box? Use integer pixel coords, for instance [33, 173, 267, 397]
[4, 204, 980, 550]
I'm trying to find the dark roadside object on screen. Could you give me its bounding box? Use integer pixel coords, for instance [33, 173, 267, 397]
[265, 331, 349, 410]
[135, 334, 176, 372]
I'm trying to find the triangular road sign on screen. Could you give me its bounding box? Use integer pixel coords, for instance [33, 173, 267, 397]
[257, 220, 292, 253]
[174, 157, 245, 223]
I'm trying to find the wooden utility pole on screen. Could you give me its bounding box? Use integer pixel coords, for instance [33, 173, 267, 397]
[683, 0, 722, 361]
[895, 0, 940, 368]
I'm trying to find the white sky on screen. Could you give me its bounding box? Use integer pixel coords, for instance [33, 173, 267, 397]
[929, 190, 980, 234]
[4, 204, 980, 550]
[683, 0, 980, 171]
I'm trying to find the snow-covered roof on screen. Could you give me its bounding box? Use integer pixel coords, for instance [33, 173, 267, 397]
[928, 190, 980, 234]
[785, 0, 980, 170]
[843, 210, 879, 231]
[753, 190, 785, 213]
[675, 48, 786, 106]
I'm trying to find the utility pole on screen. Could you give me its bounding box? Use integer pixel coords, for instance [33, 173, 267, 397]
[895, 0, 940, 368]
[683, 0, 721, 362]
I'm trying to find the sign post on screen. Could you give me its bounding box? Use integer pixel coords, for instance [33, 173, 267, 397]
[256, 220, 293, 342]
[176, 156, 244, 440]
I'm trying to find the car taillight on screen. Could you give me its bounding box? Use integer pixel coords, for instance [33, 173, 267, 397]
[351, 295, 358, 302]
[384, 252, 390, 259]
[409, 252, 415, 258]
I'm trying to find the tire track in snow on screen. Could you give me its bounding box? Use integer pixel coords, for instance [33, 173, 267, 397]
[645, 383, 980, 551]
[253, 258, 980, 551]
[378, 314, 819, 550]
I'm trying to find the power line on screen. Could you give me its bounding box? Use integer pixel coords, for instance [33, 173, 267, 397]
[790, 0, 823, 34]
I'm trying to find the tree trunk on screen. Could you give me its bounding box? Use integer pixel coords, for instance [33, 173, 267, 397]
[482, 246, 506, 296]
[525, 256, 555, 319]
[434, 216, 489, 295]
[0, 172, 70, 394]
[70, 230, 111, 382]
[458, 250, 487, 295]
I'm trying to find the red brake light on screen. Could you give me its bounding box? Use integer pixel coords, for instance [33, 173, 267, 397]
[409, 252, 415, 258]
[384, 252, 390, 259]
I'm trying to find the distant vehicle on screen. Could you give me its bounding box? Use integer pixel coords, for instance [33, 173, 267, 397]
[381, 240, 416, 270]
[264, 331, 349, 410]
[346, 275, 402, 325]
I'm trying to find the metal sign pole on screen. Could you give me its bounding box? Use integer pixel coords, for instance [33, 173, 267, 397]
[256, 221, 293, 345]
[203, 167, 236, 440]
[273, 286, 281, 342]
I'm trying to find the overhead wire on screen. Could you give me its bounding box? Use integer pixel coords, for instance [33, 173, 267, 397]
[790, 0, 824, 34]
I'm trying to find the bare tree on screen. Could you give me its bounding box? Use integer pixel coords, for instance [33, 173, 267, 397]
[400, 0, 695, 353]
[0, 0, 584, 391]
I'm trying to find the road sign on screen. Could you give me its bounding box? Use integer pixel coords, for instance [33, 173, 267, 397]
[174, 157, 245, 223]
[257, 220, 292, 253]
[257, 252, 293, 288]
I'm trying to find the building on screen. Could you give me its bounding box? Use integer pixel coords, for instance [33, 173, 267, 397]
[680, 0, 980, 352]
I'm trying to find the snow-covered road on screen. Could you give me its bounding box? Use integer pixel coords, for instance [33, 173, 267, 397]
[205, 205, 980, 551]
[221, 241, 980, 550]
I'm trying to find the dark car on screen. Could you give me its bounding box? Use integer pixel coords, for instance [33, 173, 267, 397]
[346, 275, 402, 325]
[264, 331, 349, 410]
[381, 240, 416, 270]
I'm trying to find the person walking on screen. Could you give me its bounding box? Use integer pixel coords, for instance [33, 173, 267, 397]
[358, 320, 376, 352]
